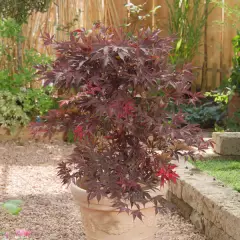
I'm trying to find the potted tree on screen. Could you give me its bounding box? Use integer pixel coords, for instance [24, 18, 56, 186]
[33, 26, 211, 240]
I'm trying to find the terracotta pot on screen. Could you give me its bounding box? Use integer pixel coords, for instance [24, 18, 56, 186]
[228, 93, 240, 119]
[70, 182, 158, 240]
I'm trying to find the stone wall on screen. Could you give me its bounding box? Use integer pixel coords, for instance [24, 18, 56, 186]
[166, 160, 240, 240]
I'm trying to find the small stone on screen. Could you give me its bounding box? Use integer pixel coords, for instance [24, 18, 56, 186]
[185, 166, 188, 169]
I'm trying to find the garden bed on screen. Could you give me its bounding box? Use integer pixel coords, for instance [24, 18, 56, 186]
[0, 142, 205, 240]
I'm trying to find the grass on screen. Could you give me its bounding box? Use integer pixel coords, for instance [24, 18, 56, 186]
[192, 158, 240, 192]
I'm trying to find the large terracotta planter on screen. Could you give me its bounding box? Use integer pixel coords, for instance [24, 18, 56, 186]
[70, 182, 158, 240]
[228, 93, 240, 119]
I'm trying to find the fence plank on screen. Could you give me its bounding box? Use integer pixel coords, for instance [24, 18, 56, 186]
[205, 3, 222, 90]
[155, 0, 170, 36]
[211, 63, 218, 89]
[0, 0, 238, 91]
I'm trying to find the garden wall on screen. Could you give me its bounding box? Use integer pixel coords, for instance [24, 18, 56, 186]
[167, 160, 240, 240]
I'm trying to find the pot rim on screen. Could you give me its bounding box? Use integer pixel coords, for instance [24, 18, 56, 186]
[70, 180, 159, 210]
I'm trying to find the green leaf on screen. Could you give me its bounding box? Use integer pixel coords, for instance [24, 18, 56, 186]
[176, 39, 182, 52]
[2, 200, 23, 215]
[150, 5, 161, 14]
[5, 199, 23, 205]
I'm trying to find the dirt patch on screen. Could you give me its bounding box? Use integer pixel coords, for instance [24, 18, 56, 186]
[0, 141, 205, 240]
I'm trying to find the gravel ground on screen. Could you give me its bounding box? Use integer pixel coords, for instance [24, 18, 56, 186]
[0, 141, 205, 240]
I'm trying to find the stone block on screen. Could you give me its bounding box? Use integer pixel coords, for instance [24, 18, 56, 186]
[203, 218, 234, 240]
[190, 210, 204, 233]
[167, 191, 193, 219]
[169, 179, 182, 199]
[212, 132, 240, 155]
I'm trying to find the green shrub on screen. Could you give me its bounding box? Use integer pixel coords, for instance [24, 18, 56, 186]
[0, 48, 52, 93]
[0, 88, 57, 132]
[228, 31, 240, 94]
[0, 0, 52, 24]
[0, 18, 57, 132]
[0, 91, 29, 132]
[181, 102, 225, 128]
[22, 87, 57, 118]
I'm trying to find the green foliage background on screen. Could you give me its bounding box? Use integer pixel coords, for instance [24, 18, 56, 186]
[0, 0, 52, 24]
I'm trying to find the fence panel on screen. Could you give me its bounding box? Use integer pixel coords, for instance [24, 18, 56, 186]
[1, 0, 239, 91]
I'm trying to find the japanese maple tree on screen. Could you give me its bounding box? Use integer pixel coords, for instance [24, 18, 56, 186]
[33, 25, 212, 219]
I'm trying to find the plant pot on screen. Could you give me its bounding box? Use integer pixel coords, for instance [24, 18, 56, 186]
[228, 93, 240, 120]
[70, 182, 158, 240]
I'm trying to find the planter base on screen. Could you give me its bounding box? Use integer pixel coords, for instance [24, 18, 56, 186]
[71, 183, 157, 240]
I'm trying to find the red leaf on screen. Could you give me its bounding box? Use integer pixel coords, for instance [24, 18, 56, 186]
[74, 126, 84, 141]
[157, 164, 179, 186]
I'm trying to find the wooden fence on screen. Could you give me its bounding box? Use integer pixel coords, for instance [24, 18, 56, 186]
[1, 0, 240, 91]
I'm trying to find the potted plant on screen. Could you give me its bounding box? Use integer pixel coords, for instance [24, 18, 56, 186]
[228, 31, 240, 120]
[33, 26, 211, 240]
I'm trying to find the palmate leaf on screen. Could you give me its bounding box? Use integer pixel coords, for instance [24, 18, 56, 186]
[131, 210, 144, 221]
[1, 199, 23, 215]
